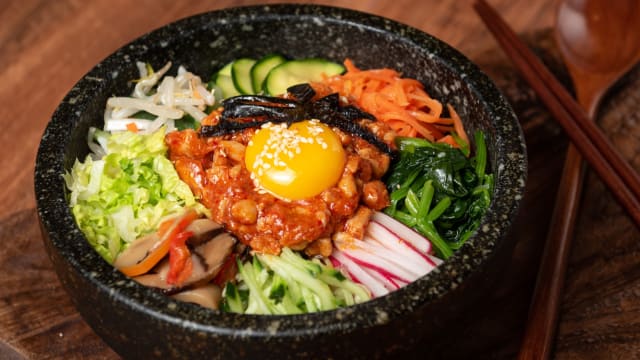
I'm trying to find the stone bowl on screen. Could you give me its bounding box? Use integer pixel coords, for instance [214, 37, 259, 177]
[34, 4, 526, 359]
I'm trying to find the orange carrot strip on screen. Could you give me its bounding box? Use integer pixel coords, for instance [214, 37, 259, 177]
[126, 122, 139, 133]
[119, 209, 198, 277]
[437, 135, 459, 147]
[374, 93, 408, 114]
[360, 92, 378, 113]
[344, 58, 360, 73]
[352, 78, 365, 100]
[408, 92, 443, 117]
[433, 124, 454, 133]
[315, 59, 470, 143]
[393, 79, 409, 107]
[448, 104, 469, 145]
[378, 112, 437, 140]
[341, 71, 398, 84]
[343, 79, 353, 97]
[399, 77, 423, 89]
[409, 110, 443, 124]
[386, 119, 417, 137]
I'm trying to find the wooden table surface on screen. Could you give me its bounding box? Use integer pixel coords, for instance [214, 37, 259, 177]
[3, 0, 640, 358]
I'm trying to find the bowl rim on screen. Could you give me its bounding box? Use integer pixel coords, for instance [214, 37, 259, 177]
[34, 3, 527, 338]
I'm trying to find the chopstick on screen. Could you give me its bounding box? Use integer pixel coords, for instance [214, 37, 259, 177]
[472, 0, 640, 226]
[517, 144, 586, 359]
[473, 0, 640, 359]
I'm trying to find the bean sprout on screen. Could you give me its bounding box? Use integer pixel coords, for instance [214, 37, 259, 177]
[103, 61, 217, 134]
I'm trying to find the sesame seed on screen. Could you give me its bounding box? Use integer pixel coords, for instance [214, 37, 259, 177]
[248, 120, 341, 195]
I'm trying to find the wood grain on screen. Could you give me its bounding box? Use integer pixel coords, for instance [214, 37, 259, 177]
[5, 0, 640, 359]
[0, 209, 118, 359]
[556, 63, 640, 359]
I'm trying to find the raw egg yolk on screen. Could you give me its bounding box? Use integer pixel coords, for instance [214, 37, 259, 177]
[245, 120, 346, 201]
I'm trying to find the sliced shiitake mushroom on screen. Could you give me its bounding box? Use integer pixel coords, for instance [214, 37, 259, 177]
[161, 232, 236, 288]
[133, 272, 172, 290]
[113, 233, 161, 269]
[170, 284, 222, 310]
[113, 218, 225, 269]
[184, 218, 224, 246]
[130, 228, 236, 292]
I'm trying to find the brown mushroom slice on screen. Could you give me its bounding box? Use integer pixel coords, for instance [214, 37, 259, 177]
[113, 233, 161, 269]
[187, 232, 237, 287]
[185, 218, 225, 246]
[113, 218, 224, 271]
[133, 272, 172, 290]
[171, 284, 222, 310]
[146, 232, 236, 289]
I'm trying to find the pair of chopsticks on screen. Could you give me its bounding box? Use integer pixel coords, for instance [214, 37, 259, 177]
[473, 0, 640, 359]
[473, 0, 640, 225]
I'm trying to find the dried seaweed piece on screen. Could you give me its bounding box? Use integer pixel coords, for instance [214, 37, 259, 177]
[287, 83, 316, 103]
[220, 96, 302, 122]
[199, 83, 393, 155]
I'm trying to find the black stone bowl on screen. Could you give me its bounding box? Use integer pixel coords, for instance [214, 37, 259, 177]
[35, 4, 526, 359]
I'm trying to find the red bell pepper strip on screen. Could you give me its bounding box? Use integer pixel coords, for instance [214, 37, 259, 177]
[166, 230, 194, 286]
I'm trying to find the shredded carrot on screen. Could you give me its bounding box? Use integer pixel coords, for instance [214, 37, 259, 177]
[126, 122, 139, 133]
[314, 59, 469, 149]
[437, 135, 458, 147]
[447, 103, 469, 145]
[344, 58, 359, 73]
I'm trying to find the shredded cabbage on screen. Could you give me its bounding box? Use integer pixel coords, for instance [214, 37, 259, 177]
[64, 127, 207, 263]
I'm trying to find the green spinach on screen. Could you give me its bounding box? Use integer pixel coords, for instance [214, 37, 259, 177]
[384, 131, 493, 259]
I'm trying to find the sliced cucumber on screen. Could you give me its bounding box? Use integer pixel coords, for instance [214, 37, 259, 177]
[231, 58, 257, 94]
[213, 61, 241, 99]
[250, 54, 287, 94]
[263, 58, 345, 96]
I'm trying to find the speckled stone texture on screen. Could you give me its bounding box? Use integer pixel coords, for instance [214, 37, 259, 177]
[34, 4, 526, 359]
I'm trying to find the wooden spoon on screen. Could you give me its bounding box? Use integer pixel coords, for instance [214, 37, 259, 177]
[519, 0, 640, 359]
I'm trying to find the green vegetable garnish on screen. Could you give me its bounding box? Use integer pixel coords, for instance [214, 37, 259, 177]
[222, 248, 370, 314]
[384, 131, 493, 259]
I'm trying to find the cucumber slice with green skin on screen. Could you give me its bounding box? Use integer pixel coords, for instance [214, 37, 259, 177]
[250, 54, 287, 95]
[218, 61, 233, 77]
[263, 58, 345, 96]
[213, 62, 241, 99]
[231, 58, 257, 94]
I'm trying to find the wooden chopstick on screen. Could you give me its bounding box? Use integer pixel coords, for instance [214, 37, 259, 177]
[522, 148, 585, 360]
[473, 1, 640, 359]
[475, 5, 640, 201]
[473, 0, 640, 226]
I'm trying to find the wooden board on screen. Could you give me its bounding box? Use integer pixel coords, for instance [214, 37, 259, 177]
[2, 13, 640, 360]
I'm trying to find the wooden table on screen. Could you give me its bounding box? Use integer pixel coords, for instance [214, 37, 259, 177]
[3, 0, 640, 358]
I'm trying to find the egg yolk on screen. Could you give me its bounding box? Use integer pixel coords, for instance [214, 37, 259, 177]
[244, 120, 346, 201]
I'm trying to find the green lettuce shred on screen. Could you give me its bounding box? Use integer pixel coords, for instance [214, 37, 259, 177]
[63, 127, 207, 263]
